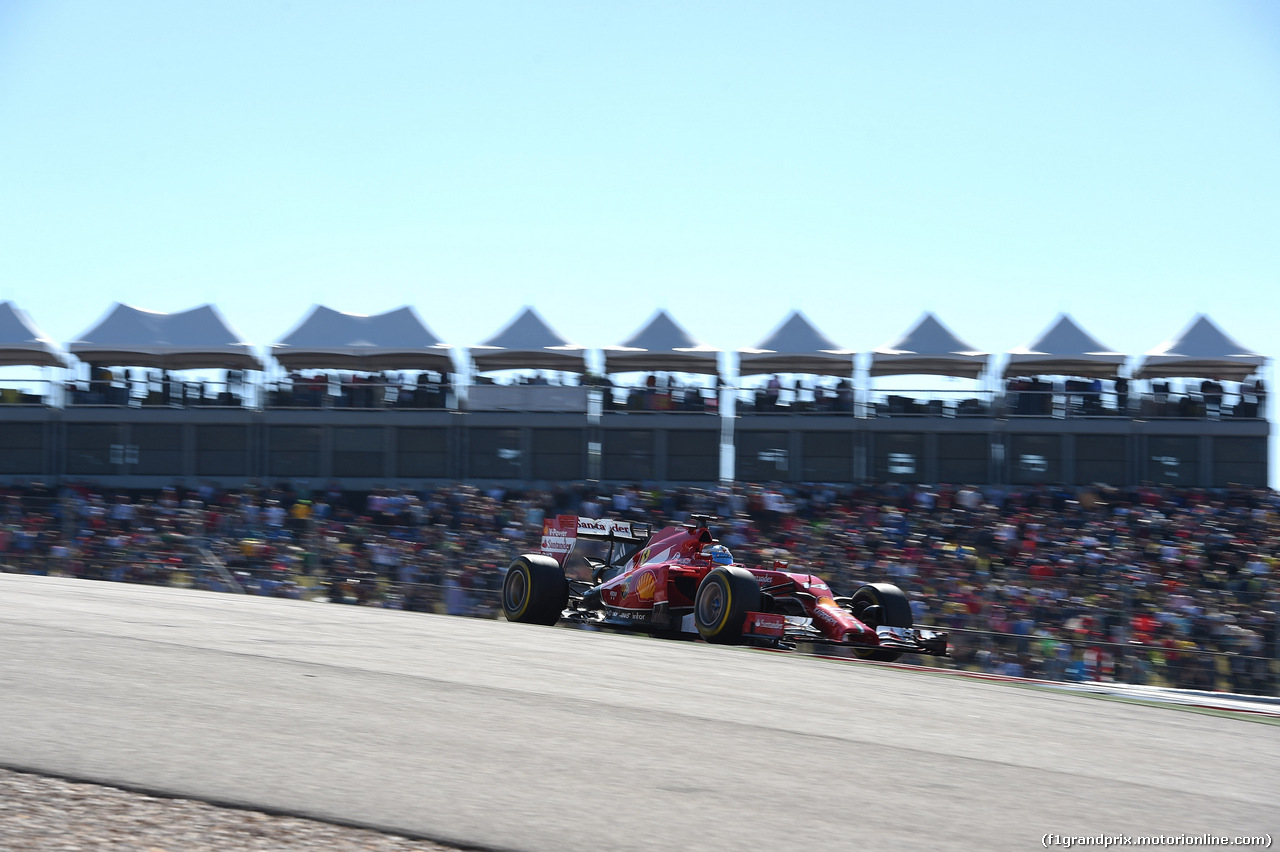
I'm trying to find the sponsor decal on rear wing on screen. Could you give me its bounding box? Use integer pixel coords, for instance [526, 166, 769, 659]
[540, 515, 579, 563]
[540, 515, 646, 563]
[575, 517, 644, 540]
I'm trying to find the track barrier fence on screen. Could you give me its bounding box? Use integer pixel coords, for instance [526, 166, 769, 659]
[4, 551, 1276, 698]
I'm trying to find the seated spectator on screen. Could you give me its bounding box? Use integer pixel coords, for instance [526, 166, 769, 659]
[3, 480, 1275, 695]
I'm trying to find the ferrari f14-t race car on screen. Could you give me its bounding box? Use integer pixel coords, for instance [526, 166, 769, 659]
[501, 514, 947, 661]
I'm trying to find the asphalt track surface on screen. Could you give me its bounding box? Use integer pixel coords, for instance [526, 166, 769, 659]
[2, 575, 1276, 852]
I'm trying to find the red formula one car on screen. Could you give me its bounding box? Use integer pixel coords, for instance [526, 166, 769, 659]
[501, 514, 947, 661]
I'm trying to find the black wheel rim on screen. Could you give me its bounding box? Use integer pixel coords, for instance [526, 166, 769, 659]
[855, 592, 881, 628]
[504, 569, 527, 612]
[697, 580, 724, 627]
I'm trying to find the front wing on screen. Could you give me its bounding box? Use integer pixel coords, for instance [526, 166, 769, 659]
[563, 592, 949, 658]
[743, 613, 949, 657]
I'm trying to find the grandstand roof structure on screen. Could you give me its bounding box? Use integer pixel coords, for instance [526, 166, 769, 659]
[1134, 315, 1266, 382]
[0, 301, 68, 368]
[603, 310, 720, 375]
[738, 311, 855, 377]
[1004, 314, 1126, 379]
[272, 306, 453, 372]
[470, 307, 587, 373]
[69, 303, 261, 370]
[870, 312, 988, 379]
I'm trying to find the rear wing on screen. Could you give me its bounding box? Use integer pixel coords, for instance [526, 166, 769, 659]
[540, 514, 649, 565]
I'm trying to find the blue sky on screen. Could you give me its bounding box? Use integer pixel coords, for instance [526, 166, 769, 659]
[0, 1, 1276, 368]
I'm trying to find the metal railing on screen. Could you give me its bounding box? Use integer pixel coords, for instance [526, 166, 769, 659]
[64, 379, 257, 409]
[604, 386, 720, 414]
[265, 380, 453, 410]
[862, 388, 996, 419]
[0, 378, 61, 407]
[5, 373, 1269, 421]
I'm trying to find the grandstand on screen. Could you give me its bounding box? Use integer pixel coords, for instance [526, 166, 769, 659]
[0, 302, 1269, 489]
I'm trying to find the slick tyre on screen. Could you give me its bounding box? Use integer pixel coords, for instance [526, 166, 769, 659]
[849, 582, 913, 662]
[694, 566, 762, 645]
[502, 555, 569, 626]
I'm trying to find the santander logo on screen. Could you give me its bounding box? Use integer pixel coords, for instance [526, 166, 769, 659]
[576, 518, 635, 537]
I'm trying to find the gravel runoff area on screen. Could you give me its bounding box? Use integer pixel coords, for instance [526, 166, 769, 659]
[0, 769, 463, 852]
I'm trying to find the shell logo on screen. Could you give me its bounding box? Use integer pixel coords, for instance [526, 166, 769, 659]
[636, 571, 657, 601]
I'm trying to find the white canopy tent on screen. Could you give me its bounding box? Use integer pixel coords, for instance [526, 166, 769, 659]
[0, 301, 68, 368]
[1004, 314, 1126, 378]
[1134, 315, 1266, 381]
[738, 311, 855, 377]
[272, 306, 453, 372]
[869, 313, 988, 379]
[69, 303, 261, 370]
[470, 307, 587, 373]
[603, 310, 720, 375]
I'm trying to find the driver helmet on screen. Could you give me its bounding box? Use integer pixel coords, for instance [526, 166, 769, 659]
[703, 544, 733, 565]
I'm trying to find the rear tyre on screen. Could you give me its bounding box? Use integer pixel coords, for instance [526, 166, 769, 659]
[849, 582, 913, 662]
[502, 555, 569, 626]
[694, 566, 762, 645]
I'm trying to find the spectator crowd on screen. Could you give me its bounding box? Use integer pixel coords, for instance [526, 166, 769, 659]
[1, 478, 1276, 695]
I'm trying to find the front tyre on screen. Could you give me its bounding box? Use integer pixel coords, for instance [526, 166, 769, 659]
[502, 555, 569, 626]
[849, 582, 913, 662]
[694, 566, 762, 645]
